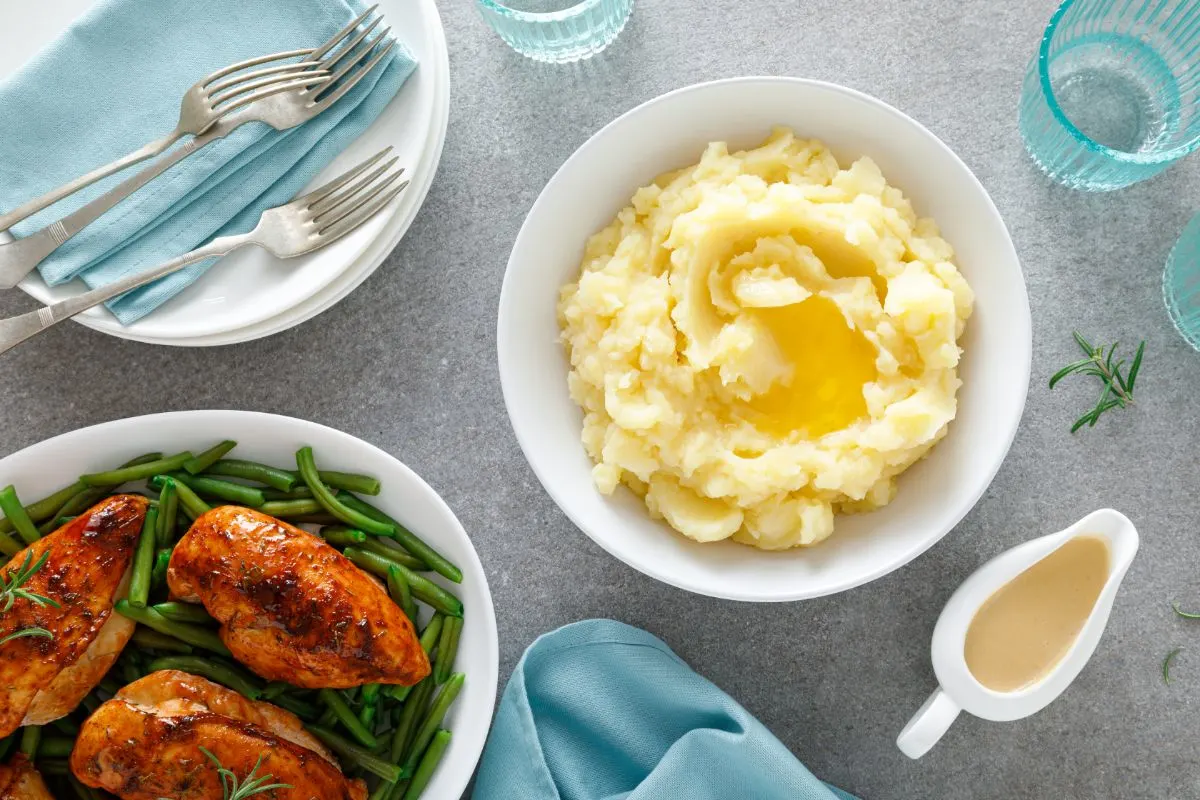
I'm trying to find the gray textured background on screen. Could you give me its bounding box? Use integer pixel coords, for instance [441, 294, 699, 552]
[4, 1, 1200, 797]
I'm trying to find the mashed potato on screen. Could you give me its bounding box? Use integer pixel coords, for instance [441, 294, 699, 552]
[558, 128, 974, 550]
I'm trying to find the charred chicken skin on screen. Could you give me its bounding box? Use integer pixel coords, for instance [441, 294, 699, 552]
[70, 669, 367, 800]
[0, 495, 146, 738]
[168, 506, 429, 689]
[0, 754, 53, 800]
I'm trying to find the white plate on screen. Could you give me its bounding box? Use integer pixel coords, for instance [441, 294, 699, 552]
[0, 410, 498, 798]
[1, 0, 449, 343]
[498, 77, 1032, 602]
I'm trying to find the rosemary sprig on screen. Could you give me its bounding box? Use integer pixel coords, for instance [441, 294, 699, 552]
[1164, 647, 1184, 685]
[1049, 332, 1145, 433]
[0, 550, 59, 646]
[199, 748, 292, 800]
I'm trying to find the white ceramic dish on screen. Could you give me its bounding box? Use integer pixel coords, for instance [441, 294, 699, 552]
[897, 509, 1138, 759]
[498, 77, 1032, 602]
[0, 410, 498, 798]
[0, 0, 450, 344]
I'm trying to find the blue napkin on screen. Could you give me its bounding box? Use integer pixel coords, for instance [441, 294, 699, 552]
[0, 0, 416, 323]
[473, 620, 858, 800]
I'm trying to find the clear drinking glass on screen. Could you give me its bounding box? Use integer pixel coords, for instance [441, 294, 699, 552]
[1164, 212, 1200, 350]
[1018, 0, 1200, 191]
[477, 0, 633, 63]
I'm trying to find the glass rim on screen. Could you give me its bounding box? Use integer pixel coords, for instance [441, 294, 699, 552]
[1038, 0, 1200, 165]
[477, 0, 607, 21]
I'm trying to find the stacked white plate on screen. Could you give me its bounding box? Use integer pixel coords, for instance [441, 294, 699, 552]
[0, 0, 450, 346]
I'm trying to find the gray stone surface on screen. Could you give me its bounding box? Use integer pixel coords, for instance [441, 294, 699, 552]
[3, 0, 1200, 797]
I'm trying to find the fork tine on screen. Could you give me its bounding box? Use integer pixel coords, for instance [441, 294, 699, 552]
[312, 39, 395, 111]
[293, 147, 395, 207]
[317, 179, 409, 243]
[212, 74, 332, 114]
[312, 157, 402, 218]
[207, 61, 325, 96]
[304, 4, 379, 64]
[323, 28, 391, 86]
[317, 16, 384, 74]
[201, 48, 313, 87]
[316, 168, 406, 231]
[208, 68, 329, 106]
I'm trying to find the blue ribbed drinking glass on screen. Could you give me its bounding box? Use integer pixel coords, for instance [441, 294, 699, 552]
[1164, 213, 1200, 350]
[477, 0, 633, 63]
[1018, 0, 1200, 191]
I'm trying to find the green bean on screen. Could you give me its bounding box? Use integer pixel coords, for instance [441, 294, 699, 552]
[319, 526, 368, 547]
[259, 498, 323, 518]
[271, 694, 320, 722]
[152, 601, 214, 625]
[0, 734, 13, 761]
[359, 683, 381, 728]
[151, 547, 173, 591]
[37, 736, 74, 758]
[114, 600, 229, 656]
[261, 681, 293, 700]
[0, 486, 41, 545]
[387, 566, 419, 625]
[262, 486, 314, 502]
[37, 758, 70, 776]
[54, 486, 109, 518]
[317, 706, 337, 727]
[182, 440, 237, 475]
[18, 725, 40, 758]
[159, 476, 211, 518]
[50, 717, 80, 736]
[308, 725, 403, 782]
[338, 493, 462, 584]
[127, 506, 159, 608]
[296, 448, 393, 536]
[118, 653, 143, 684]
[384, 684, 413, 703]
[292, 468, 382, 496]
[156, 479, 178, 547]
[419, 614, 444, 656]
[203, 459, 298, 492]
[98, 678, 121, 696]
[318, 689, 377, 748]
[289, 513, 342, 526]
[131, 628, 193, 654]
[79, 451, 193, 487]
[401, 674, 464, 775]
[370, 774, 402, 800]
[401, 728, 451, 800]
[68, 774, 105, 800]
[345, 551, 463, 617]
[433, 616, 462, 685]
[167, 471, 265, 508]
[0, 480, 84, 535]
[146, 655, 262, 700]
[0, 531, 19, 558]
[390, 679, 434, 763]
[356, 536, 427, 570]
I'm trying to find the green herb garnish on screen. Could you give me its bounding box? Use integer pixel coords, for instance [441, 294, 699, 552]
[200, 748, 292, 800]
[1164, 647, 1183, 685]
[0, 550, 59, 646]
[1173, 602, 1200, 620]
[1049, 332, 1145, 433]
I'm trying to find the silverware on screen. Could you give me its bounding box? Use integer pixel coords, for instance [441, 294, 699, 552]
[0, 147, 408, 356]
[0, 48, 330, 234]
[0, 6, 395, 290]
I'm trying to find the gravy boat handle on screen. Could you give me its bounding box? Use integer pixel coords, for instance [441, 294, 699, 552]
[897, 687, 960, 759]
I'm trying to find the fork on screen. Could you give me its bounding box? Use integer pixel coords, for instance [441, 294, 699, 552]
[0, 7, 396, 290]
[0, 44, 334, 234]
[0, 147, 408, 356]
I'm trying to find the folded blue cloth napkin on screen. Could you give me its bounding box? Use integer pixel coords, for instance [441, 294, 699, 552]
[0, 0, 416, 323]
[473, 620, 858, 800]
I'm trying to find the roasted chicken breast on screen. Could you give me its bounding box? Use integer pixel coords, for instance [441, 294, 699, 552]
[168, 506, 429, 689]
[0, 495, 146, 738]
[70, 670, 367, 800]
[0, 754, 53, 800]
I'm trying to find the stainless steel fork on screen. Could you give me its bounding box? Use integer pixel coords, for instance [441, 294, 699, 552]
[0, 6, 396, 290]
[0, 147, 408, 356]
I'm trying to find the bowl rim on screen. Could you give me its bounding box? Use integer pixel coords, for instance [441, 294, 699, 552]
[0, 409, 500, 795]
[497, 75, 1032, 602]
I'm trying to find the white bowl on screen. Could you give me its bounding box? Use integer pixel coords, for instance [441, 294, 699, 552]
[0, 410, 497, 798]
[497, 77, 1031, 602]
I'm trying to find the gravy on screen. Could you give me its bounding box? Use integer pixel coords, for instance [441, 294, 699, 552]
[964, 535, 1110, 693]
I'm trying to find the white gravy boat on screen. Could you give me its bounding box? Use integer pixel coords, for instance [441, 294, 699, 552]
[897, 508, 1138, 759]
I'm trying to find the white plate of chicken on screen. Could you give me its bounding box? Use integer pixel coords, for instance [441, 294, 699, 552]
[0, 410, 498, 800]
